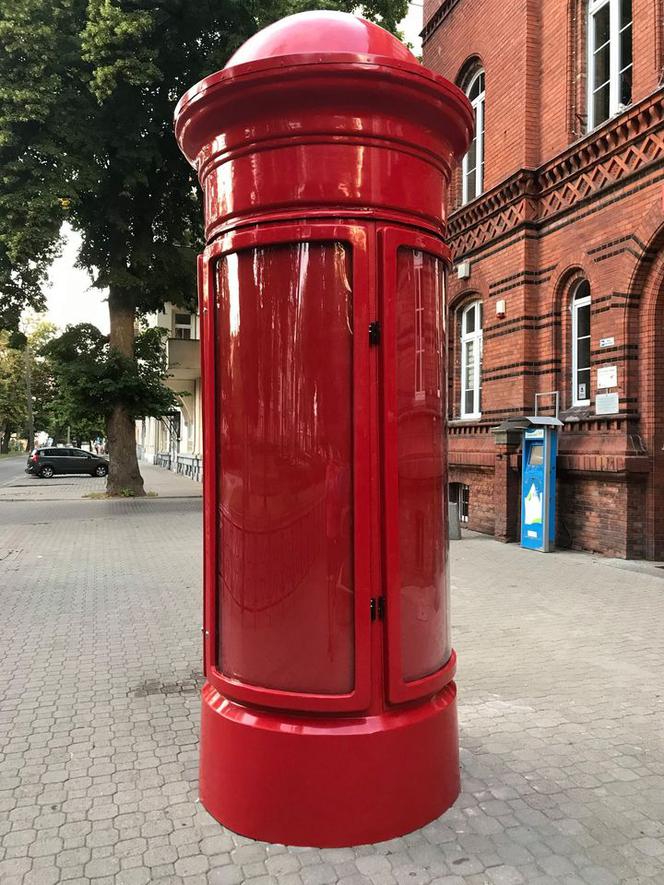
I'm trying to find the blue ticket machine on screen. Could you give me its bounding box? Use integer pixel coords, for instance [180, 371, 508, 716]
[520, 417, 562, 552]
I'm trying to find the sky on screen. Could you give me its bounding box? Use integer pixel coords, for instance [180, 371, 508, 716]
[39, 4, 423, 336]
[43, 225, 109, 334]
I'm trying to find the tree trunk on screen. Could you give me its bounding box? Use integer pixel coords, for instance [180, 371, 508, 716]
[106, 288, 145, 496]
[0, 421, 9, 454]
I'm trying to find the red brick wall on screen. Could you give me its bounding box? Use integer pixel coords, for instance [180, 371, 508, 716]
[424, 0, 664, 558]
[424, 0, 663, 168]
[448, 465, 495, 534]
[557, 473, 646, 558]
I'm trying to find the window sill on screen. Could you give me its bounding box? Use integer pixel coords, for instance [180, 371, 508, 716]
[586, 101, 634, 137]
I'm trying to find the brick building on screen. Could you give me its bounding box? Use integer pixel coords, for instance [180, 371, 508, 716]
[423, 0, 664, 558]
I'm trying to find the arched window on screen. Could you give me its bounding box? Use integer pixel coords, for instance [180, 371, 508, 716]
[460, 300, 483, 418]
[571, 280, 591, 405]
[587, 0, 632, 130]
[462, 70, 485, 205]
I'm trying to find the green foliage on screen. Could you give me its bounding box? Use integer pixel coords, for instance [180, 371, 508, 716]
[0, 0, 407, 476]
[265, 0, 408, 36]
[0, 331, 26, 444]
[43, 322, 179, 427]
[0, 319, 57, 449]
[0, 1, 84, 328]
[0, 0, 408, 329]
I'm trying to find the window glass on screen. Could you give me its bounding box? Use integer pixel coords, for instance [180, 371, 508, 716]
[174, 313, 192, 340]
[594, 42, 610, 88]
[215, 242, 354, 694]
[593, 85, 610, 125]
[577, 338, 591, 371]
[588, 0, 632, 129]
[395, 248, 449, 682]
[464, 303, 475, 334]
[572, 280, 591, 405]
[460, 301, 483, 418]
[462, 69, 485, 204]
[460, 484, 469, 522]
[577, 302, 591, 338]
[594, 4, 610, 46]
[528, 445, 544, 467]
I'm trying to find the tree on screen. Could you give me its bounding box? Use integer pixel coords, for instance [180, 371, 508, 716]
[44, 323, 179, 476]
[0, 332, 25, 452]
[0, 0, 408, 493]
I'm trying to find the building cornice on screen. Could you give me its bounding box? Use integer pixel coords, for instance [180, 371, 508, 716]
[421, 0, 464, 45]
[449, 88, 664, 259]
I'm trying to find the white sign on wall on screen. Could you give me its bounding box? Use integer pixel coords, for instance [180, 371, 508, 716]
[596, 392, 619, 415]
[599, 337, 615, 348]
[597, 365, 617, 389]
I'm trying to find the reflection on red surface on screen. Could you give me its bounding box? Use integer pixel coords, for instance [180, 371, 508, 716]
[215, 243, 354, 694]
[395, 249, 449, 681]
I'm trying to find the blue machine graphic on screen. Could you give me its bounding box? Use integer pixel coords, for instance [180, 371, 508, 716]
[520, 418, 561, 552]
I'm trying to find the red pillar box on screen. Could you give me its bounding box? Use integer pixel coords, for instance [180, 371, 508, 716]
[175, 11, 472, 847]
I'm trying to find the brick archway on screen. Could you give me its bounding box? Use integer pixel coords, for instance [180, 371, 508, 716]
[637, 229, 664, 559]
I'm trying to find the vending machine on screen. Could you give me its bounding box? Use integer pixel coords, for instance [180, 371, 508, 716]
[520, 417, 562, 552]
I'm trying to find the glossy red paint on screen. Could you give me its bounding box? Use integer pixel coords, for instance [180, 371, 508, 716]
[175, 10, 472, 847]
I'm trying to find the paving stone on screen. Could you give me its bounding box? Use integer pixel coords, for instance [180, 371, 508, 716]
[3, 480, 664, 885]
[207, 864, 246, 884]
[83, 855, 121, 877]
[115, 868, 152, 885]
[174, 853, 209, 875]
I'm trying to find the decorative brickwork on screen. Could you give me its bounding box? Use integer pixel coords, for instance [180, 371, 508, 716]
[448, 91, 664, 259]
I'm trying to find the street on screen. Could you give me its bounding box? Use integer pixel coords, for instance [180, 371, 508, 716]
[0, 455, 27, 489]
[1, 466, 664, 884]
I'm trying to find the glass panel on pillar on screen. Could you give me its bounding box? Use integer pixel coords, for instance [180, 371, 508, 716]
[215, 242, 355, 694]
[395, 248, 450, 682]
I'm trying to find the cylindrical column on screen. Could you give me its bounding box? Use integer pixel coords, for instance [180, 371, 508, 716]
[176, 10, 472, 847]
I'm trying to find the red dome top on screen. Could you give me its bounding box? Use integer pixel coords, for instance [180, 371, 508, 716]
[225, 10, 417, 69]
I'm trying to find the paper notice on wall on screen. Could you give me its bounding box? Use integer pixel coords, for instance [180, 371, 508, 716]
[597, 365, 617, 389]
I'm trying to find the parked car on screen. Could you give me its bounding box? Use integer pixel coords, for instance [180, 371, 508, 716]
[25, 447, 109, 479]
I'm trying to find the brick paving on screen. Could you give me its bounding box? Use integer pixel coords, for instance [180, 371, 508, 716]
[1, 471, 664, 884]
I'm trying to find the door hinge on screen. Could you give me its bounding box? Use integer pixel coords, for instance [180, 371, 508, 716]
[368, 321, 381, 346]
[370, 597, 385, 621]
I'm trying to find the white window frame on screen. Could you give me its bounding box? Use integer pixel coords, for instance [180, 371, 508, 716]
[462, 70, 485, 205]
[459, 484, 469, 523]
[571, 283, 591, 407]
[173, 312, 194, 340]
[460, 301, 483, 419]
[587, 0, 632, 131]
[449, 482, 470, 524]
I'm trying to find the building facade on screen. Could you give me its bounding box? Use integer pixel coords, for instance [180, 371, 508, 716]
[136, 303, 203, 479]
[424, 0, 664, 558]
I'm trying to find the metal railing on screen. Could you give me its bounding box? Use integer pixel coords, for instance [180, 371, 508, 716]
[176, 453, 203, 482]
[155, 452, 171, 470]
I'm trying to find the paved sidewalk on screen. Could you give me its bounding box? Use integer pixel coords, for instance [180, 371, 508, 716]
[0, 461, 202, 502]
[1, 499, 664, 884]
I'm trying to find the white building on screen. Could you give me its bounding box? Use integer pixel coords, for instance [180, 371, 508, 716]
[136, 304, 203, 480]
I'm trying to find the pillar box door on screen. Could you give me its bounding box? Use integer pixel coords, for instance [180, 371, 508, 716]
[176, 9, 473, 848]
[380, 228, 456, 706]
[200, 223, 373, 714]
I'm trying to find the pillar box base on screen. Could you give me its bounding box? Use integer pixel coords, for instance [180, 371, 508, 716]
[199, 682, 460, 847]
